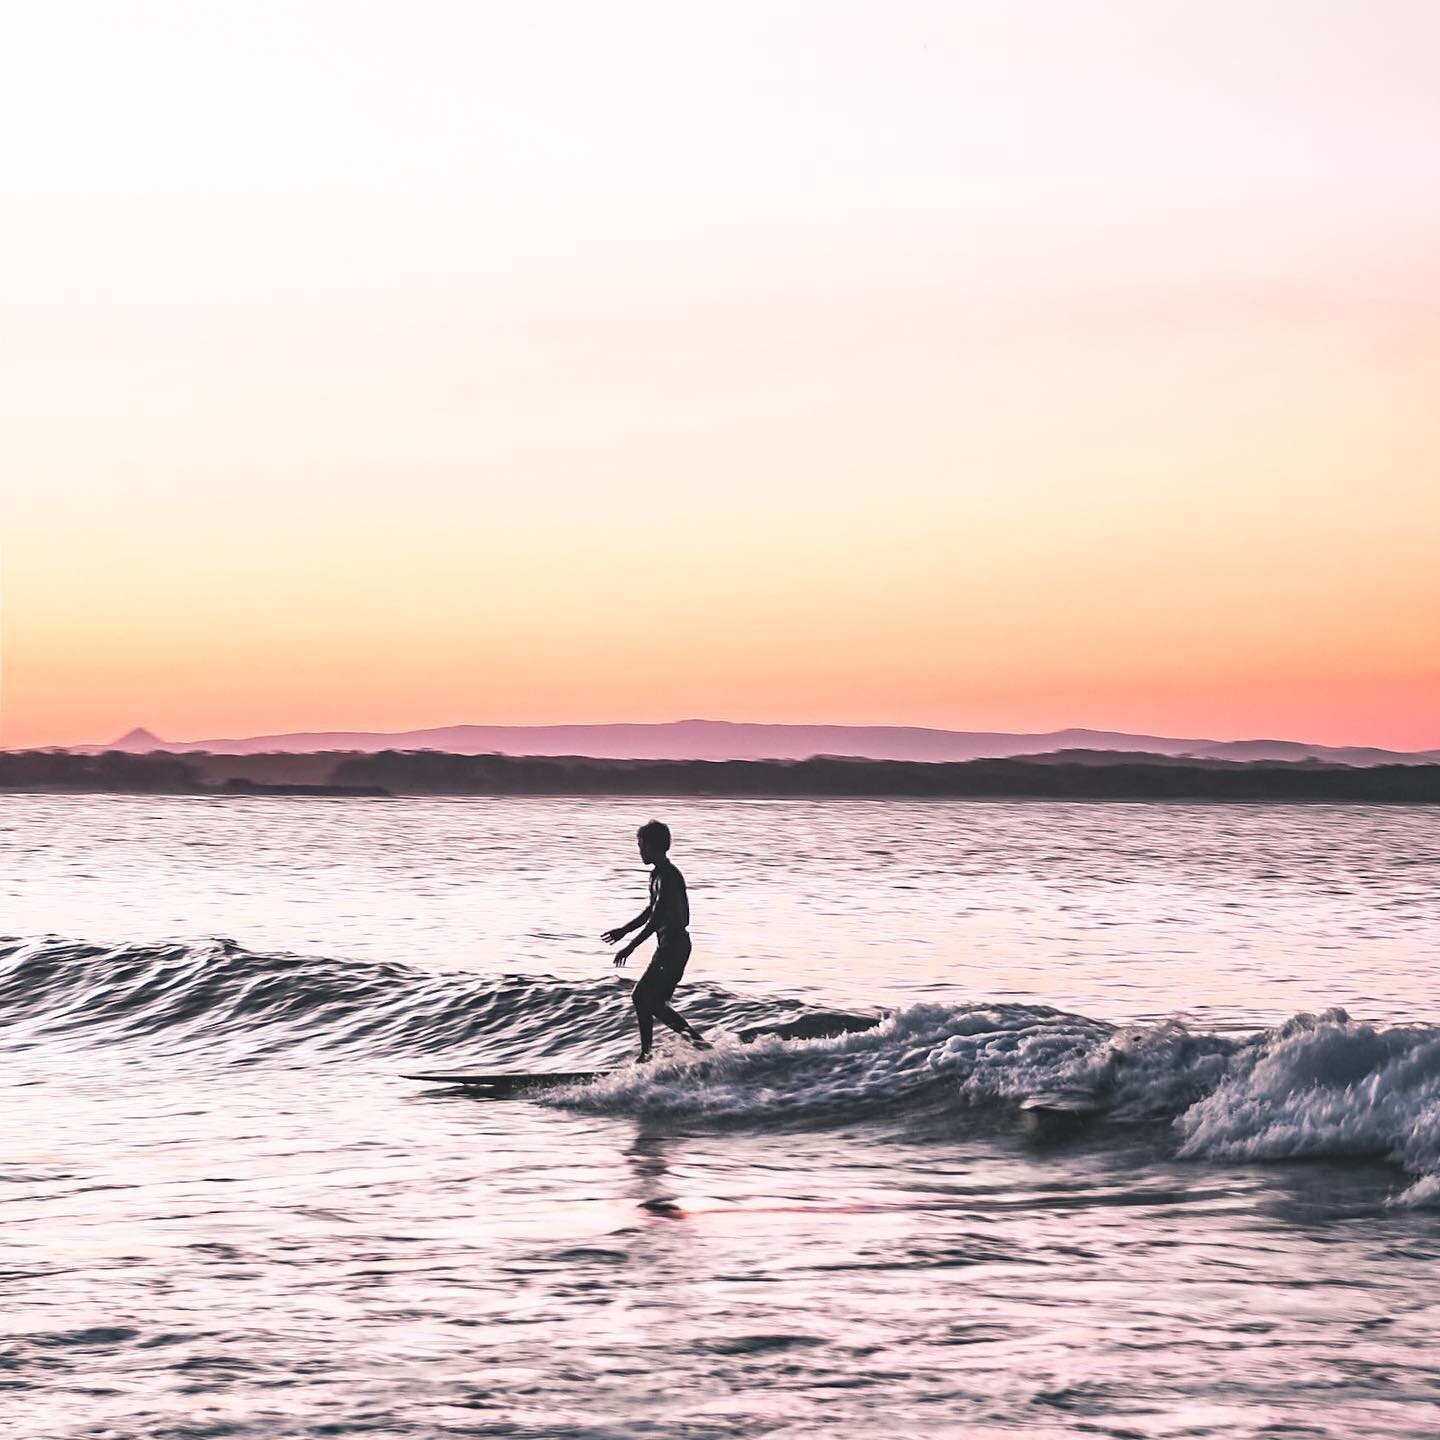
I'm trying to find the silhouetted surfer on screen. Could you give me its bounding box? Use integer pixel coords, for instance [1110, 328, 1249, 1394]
[602, 820, 712, 1063]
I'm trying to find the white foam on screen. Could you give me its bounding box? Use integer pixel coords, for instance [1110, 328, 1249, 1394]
[560, 1000, 1440, 1202]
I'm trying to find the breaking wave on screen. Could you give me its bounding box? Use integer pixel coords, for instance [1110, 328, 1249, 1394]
[4, 936, 1439, 1205]
[0, 936, 862, 1068]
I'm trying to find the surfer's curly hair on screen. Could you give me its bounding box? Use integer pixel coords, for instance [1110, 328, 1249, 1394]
[636, 819, 671, 852]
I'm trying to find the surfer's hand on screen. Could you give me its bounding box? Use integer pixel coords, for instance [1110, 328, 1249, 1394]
[613, 946, 633, 967]
[601, 927, 626, 945]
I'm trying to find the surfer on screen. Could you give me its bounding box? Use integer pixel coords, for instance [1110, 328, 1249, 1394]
[602, 820, 712, 1063]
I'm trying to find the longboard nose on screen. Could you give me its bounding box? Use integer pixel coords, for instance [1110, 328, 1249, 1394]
[402, 1070, 614, 1096]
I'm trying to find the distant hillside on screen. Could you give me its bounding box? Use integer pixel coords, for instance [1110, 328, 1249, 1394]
[4, 749, 1439, 803]
[74, 719, 1440, 767]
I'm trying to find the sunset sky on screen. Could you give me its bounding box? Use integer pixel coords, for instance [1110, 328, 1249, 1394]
[4, 0, 1438, 751]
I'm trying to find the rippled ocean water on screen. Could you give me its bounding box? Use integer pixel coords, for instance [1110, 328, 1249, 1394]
[4, 794, 1439, 1438]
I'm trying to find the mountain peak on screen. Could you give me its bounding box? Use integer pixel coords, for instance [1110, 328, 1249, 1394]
[110, 727, 167, 751]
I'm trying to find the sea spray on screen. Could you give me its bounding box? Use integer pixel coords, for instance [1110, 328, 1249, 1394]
[1172, 1009, 1440, 1205]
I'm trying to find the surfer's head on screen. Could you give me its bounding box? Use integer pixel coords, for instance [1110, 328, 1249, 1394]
[636, 819, 671, 864]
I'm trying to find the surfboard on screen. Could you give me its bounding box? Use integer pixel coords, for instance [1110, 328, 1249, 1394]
[402, 1070, 614, 1095]
[1020, 1089, 1110, 1126]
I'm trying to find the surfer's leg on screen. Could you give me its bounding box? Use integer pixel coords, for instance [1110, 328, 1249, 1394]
[643, 937, 708, 1048]
[631, 987, 655, 1057]
[649, 963, 707, 1043]
[651, 1001, 711, 1049]
[649, 1001, 688, 1035]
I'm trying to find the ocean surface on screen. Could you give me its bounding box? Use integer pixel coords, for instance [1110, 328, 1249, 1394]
[3, 793, 1439, 1439]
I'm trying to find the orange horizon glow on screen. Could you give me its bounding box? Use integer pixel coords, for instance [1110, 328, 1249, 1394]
[4, 3, 1438, 755]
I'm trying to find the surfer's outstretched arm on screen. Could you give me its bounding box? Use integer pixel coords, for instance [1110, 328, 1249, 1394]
[609, 918, 656, 967]
[601, 904, 651, 949]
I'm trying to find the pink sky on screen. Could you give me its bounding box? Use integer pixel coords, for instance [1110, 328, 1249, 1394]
[3, 1, 1437, 751]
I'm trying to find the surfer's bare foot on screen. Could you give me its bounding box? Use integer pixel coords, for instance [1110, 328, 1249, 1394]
[636, 1049, 652, 1064]
[686, 1032, 713, 1051]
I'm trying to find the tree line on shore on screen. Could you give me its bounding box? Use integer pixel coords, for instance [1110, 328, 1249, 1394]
[2, 748, 1439, 802]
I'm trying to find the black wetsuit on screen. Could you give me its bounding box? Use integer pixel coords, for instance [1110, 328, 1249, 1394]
[632, 860, 693, 1042]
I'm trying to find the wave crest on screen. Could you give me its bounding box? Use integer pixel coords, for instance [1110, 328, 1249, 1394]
[4, 936, 1438, 1200]
[0, 936, 851, 1067]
